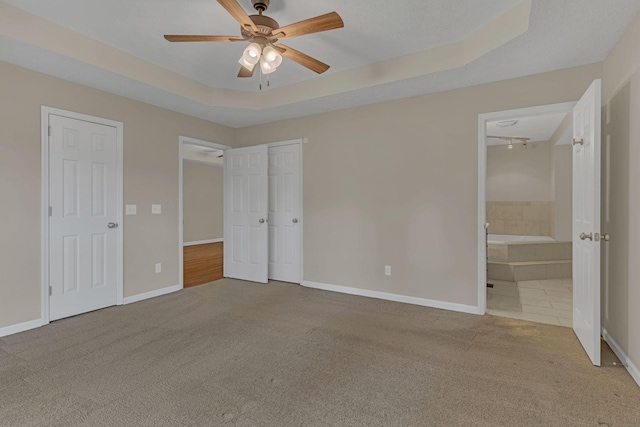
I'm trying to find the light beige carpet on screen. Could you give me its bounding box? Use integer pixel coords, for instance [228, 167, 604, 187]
[1, 279, 638, 426]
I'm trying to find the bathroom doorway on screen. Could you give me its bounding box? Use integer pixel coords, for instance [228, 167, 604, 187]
[478, 103, 576, 327]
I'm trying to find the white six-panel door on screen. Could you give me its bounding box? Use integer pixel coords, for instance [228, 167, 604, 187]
[268, 144, 302, 283]
[572, 79, 602, 366]
[49, 114, 119, 321]
[224, 145, 269, 283]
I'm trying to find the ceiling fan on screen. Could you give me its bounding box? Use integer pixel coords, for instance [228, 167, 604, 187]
[164, 0, 344, 78]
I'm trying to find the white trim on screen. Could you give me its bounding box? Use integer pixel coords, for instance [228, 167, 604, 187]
[0, 318, 45, 338]
[183, 238, 224, 246]
[178, 136, 231, 290]
[41, 106, 124, 325]
[477, 102, 576, 315]
[302, 281, 483, 315]
[602, 328, 640, 388]
[122, 284, 182, 305]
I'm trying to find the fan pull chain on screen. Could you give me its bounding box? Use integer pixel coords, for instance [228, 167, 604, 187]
[259, 68, 262, 91]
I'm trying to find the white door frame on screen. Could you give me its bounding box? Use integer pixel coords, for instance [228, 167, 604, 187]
[178, 136, 231, 289]
[476, 102, 576, 314]
[267, 139, 304, 284]
[40, 106, 124, 324]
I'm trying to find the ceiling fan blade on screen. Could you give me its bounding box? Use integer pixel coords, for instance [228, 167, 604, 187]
[237, 64, 256, 78]
[276, 44, 330, 74]
[273, 12, 344, 39]
[217, 0, 258, 32]
[164, 35, 244, 42]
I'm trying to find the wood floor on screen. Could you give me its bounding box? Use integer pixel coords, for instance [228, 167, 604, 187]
[183, 242, 223, 288]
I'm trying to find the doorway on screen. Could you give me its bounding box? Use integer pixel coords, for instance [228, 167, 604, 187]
[41, 107, 124, 323]
[178, 136, 230, 288]
[483, 109, 575, 327]
[478, 79, 604, 366]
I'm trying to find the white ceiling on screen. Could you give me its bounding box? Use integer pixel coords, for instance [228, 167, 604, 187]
[486, 113, 568, 146]
[1, 0, 639, 128]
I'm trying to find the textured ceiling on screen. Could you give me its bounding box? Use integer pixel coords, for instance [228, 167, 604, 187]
[1, 0, 520, 91]
[1, 0, 639, 128]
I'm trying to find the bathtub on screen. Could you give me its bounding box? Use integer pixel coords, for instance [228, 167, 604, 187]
[487, 234, 555, 244]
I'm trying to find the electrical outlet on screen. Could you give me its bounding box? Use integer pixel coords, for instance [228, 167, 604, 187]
[155, 263, 161, 273]
[385, 265, 391, 276]
[152, 204, 161, 214]
[125, 204, 137, 215]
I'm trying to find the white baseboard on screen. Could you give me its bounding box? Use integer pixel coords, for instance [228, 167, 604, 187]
[602, 327, 640, 388]
[302, 281, 482, 315]
[183, 238, 223, 247]
[122, 284, 182, 305]
[0, 318, 44, 338]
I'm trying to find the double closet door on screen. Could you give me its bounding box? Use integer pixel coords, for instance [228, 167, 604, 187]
[224, 143, 301, 284]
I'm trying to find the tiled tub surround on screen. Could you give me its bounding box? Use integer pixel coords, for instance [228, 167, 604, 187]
[487, 279, 573, 327]
[487, 201, 554, 237]
[487, 240, 572, 282]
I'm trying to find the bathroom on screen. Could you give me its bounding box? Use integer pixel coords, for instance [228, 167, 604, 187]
[485, 112, 574, 326]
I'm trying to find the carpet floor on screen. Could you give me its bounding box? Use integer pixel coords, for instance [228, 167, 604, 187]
[1, 279, 639, 426]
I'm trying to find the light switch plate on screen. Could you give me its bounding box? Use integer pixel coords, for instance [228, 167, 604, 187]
[125, 204, 137, 215]
[152, 204, 162, 214]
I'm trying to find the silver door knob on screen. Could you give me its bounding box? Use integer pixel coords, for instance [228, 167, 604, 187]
[602, 233, 611, 242]
[580, 232, 592, 241]
[292, 218, 298, 223]
[259, 218, 265, 224]
[107, 222, 118, 229]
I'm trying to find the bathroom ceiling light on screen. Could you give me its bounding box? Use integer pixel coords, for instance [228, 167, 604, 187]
[496, 119, 519, 128]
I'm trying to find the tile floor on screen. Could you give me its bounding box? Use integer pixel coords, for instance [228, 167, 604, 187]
[487, 278, 573, 327]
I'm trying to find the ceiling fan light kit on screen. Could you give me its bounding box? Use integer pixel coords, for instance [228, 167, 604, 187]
[164, 0, 344, 84]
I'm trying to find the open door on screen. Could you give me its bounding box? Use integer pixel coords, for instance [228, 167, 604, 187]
[224, 145, 269, 283]
[572, 79, 602, 366]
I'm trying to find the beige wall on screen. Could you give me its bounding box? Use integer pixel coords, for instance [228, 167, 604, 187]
[0, 61, 234, 329]
[487, 140, 553, 202]
[183, 161, 223, 242]
[601, 12, 640, 379]
[235, 63, 601, 307]
[552, 145, 572, 241]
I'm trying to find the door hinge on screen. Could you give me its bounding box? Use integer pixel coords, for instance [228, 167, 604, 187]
[49, 286, 52, 296]
[48, 126, 51, 137]
[48, 206, 52, 217]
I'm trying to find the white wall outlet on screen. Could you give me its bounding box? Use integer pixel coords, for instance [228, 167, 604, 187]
[155, 263, 161, 273]
[125, 204, 137, 215]
[385, 265, 391, 276]
[152, 204, 162, 214]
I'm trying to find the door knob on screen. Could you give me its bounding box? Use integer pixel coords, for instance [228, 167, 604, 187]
[107, 222, 118, 229]
[259, 218, 265, 224]
[580, 232, 592, 241]
[292, 218, 298, 223]
[601, 233, 611, 242]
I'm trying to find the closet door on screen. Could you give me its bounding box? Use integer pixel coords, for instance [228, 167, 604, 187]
[224, 145, 269, 283]
[267, 143, 302, 283]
